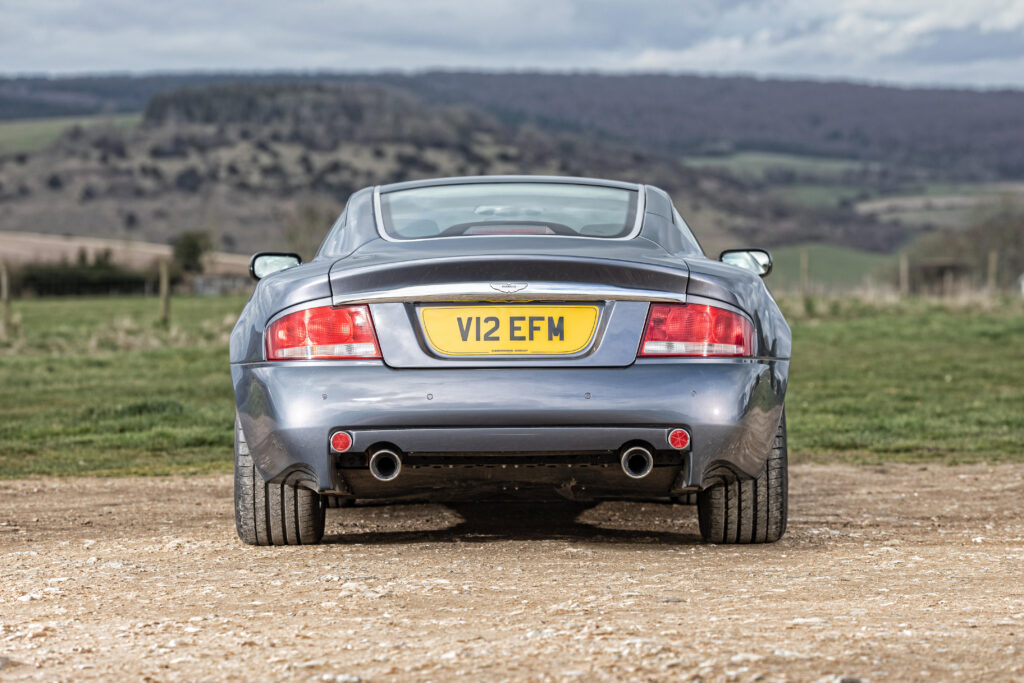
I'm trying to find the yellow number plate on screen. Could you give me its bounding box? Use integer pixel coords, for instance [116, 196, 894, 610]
[419, 305, 600, 356]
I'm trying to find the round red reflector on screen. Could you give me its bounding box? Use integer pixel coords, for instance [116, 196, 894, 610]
[668, 428, 690, 450]
[330, 431, 353, 453]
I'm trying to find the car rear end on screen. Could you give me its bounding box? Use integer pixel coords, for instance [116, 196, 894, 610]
[230, 178, 788, 532]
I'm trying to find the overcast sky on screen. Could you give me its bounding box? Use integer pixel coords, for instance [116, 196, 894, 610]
[2, 0, 1024, 88]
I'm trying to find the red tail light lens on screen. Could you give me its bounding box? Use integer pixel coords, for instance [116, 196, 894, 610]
[639, 304, 753, 357]
[266, 305, 380, 360]
[668, 428, 691, 450]
[330, 431, 353, 453]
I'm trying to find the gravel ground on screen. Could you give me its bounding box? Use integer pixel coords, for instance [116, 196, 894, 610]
[1, 464, 1023, 682]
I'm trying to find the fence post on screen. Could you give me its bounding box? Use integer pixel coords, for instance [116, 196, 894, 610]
[800, 247, 810, 298]
[987, 250, 999, 295]
[899, 253, 910, 297]
[0, 260, 9, 341]
[159, 260, 170, 326]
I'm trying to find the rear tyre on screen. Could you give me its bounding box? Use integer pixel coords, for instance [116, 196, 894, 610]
[233, 413, 325, 546]
[697, 409, 788, 544]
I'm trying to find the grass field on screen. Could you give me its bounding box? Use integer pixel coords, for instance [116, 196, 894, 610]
[0, 294, 1021, 477]
[766, 183, 866, 209]
[683, 152, 1023, 228]
[768, 243, 896, 292]
[683, 151, 876, 181]
[778, 296, 1024, 463]
[0, 296, 245, 477]
[0, 113, 140, 154]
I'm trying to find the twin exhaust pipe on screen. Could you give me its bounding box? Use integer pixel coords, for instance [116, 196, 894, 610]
[369, 448, 402, 482]
[334, 430, 404, 482]
[620, 445, 655, 479]
[367, 445, 656, 482]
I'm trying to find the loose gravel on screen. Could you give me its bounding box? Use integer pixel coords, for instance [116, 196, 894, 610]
[2, 464, 1023, 681]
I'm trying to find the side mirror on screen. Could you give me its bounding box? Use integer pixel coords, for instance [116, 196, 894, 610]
[719, 249, 772, 277]
[249, 252, 302, 280]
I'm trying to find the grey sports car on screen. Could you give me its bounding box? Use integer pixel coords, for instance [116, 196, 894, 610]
[230, 176, 790, 546]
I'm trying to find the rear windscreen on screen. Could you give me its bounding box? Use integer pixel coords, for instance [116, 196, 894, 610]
[379, 183, 638, 240]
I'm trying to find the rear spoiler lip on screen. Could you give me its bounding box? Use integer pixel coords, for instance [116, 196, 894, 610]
[331, 281, 686, 306]
[329, 253, 689, 307]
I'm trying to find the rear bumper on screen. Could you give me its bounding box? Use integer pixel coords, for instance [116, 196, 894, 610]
[231, 358, 788, 500]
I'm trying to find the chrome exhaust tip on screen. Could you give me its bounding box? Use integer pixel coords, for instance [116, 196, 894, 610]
[369, 449, 402, 482]
[620, 445, 654, 479]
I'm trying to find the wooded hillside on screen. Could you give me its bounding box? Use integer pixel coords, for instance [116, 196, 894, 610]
[3, 71, 1023, 179]
[0, 82, 902, 255]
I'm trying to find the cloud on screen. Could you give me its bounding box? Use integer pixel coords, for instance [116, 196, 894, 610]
[0, 0, 1022, 87]
[898, 27, 1024, 63]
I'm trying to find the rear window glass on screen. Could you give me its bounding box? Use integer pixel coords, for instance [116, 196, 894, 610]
[379, 183, 638, 240]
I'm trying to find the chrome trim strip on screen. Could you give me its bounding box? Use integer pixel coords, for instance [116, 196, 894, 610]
[378, 174, 643, 193]
[332, 281, 685, 305]
[265, 296, 336, 329]
[372, 183, 646, 244]
[373, 186, 388, 241]
[682, 293, 752, 323]
[631, 184, 646, 237]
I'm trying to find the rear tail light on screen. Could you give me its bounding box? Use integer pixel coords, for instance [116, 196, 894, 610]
[639, 304, 753, 357]
[266, 305, 380, 360]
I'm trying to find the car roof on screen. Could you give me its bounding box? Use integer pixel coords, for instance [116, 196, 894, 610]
[377, 175, 643, 194]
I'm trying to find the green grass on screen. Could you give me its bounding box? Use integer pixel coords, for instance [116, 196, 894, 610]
[767, 183, 867, 209]
[0, 295, 246, 477]
[768, 243, 895, 292]
[684, 151, 876, 181]
[684, 153, 1022, 225]
[894, 180, 1024, 198]
[0, 295, 1021, 477]
[0, 113, 140, 154]
[780, 296, 1024, 464]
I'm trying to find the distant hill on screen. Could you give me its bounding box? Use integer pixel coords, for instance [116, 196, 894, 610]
[370, 72, 1024, 180]
[2, 71, 1023, 179]
[0, 82, 900, 255]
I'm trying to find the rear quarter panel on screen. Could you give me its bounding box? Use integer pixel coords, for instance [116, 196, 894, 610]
[229, 261, 333, 364]
[685, 257, 791, 360]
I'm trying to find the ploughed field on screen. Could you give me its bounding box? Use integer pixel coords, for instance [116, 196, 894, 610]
[2, 464, 1023, 681]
